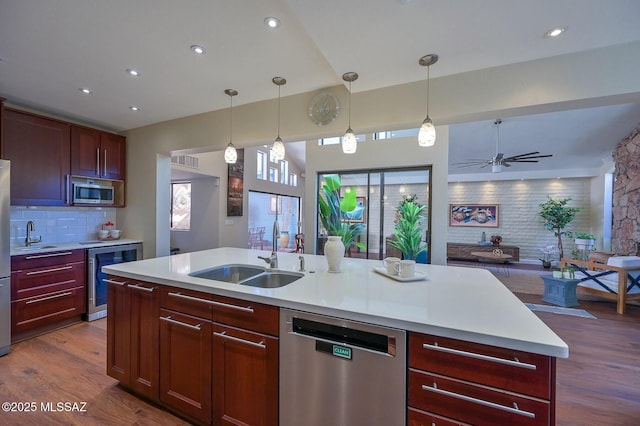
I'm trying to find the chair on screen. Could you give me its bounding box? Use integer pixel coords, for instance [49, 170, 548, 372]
[248, 227, 268, 250]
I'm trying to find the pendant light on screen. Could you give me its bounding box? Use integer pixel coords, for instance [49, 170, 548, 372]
[223, 89, 238, 164]
[271, 77, 286, 160]
[342, 72, 358, 154]
[418, 54, 438, 147]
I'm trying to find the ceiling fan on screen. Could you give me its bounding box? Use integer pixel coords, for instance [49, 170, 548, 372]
[454, 119, 553, 172]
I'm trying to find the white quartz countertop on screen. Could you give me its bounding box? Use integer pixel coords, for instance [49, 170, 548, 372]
[11, 239, 143, 256]
[103, 247, 568, 358]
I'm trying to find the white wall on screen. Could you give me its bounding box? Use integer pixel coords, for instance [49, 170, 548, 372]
[448, 178, 592, 261]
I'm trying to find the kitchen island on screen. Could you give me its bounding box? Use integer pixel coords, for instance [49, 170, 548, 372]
[103, 247, 567, 425]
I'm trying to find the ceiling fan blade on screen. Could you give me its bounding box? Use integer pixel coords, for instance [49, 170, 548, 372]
[506, 160, 540, 163]
[504, 153, 553, 161]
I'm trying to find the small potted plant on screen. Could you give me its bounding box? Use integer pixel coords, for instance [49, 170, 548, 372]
[387, 194, 427, 261]
[574, 233, 596, 250]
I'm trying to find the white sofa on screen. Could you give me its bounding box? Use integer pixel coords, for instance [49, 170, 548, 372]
[561, 254, 640, 314]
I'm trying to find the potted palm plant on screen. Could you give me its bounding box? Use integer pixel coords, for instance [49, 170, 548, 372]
[538, 196, 582, 259]
[318, 174, 366, 272]
[387, 194, 427, 261]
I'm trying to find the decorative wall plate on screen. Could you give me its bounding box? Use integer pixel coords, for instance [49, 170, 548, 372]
[308, 91, 339, 126]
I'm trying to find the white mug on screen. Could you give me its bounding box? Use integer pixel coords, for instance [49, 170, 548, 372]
[382, 257, 401, 275]
[398, 260, 416, 279]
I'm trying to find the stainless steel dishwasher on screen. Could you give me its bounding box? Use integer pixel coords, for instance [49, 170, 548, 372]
[280, 308, 406, 426]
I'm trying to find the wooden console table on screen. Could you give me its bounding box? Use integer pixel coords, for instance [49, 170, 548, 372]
[447, 242, 520, 261]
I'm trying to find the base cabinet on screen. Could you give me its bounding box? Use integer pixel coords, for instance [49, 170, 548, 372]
[106, 277, 159, 401]
[408, 332, 555, 426]
[11, 249, 85, 342]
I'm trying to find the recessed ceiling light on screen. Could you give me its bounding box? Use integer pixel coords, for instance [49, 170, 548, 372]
[130, 106, 140, 111]
[264, 17, 280, 29]
[126, 68, 140, 77]
[190, 45, 206, 55]
[79, 88, 92, 94]
[544, 26, 566, 38]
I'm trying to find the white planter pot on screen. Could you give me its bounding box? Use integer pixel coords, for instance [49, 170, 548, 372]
[324, 236, 345, 273]
[575, 238, 595, 250]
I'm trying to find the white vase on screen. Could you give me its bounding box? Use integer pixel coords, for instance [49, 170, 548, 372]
[324, 236, 345, 273]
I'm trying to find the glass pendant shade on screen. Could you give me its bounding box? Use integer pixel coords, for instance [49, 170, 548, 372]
[418, 116, 436, 147]
[272, 136, 285, 160]
[342, 129, 357, 154]
[224, 142, 237, 164]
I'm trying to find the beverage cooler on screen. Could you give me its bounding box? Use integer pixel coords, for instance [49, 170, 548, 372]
[87, 243, 142, 321]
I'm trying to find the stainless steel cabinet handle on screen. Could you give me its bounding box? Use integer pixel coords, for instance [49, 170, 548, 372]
[25, 251, 73, 260]
[104, 278, 127, 286]
[26, 291, 73, 304]
[167, 291, 253, 312]
[128, 283, 155, 292]
[96, 148, 100, 174]
[421, 383, 536, 419]
[213, 331, 265, 349]
[422, 342, 537, 370]
[160, 315, 201, 331]
[209, 299, 254, 313]
[103, 149, 107, 175]
[26, 265, 73, 275]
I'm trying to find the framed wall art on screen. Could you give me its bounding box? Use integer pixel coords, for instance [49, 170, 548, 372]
[449, 204, 499, 227]
[227, 148, 244, 216]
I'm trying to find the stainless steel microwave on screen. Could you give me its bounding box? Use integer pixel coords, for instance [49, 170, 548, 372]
[73, 182, 114, 205]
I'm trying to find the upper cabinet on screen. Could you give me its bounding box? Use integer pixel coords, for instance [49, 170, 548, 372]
[71, 125, 126, 180]
[3, 108, 71, 206]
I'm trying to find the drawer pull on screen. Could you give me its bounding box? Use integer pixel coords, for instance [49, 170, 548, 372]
[26, 291, 73, 304]
[128, 283, 156, 292]
[214, 331, 266, 349]
[104, 279, 127, 286]
[422, 342, 537, 370]
[210, 299, 254, 313]
[168, 291, 211, 304]
[26, 265, 73, 276]
[422, 383, 536, 419]
[25, 251, 73, 260]
[168, 292, 254, 313]
[160, 315, 201, 331]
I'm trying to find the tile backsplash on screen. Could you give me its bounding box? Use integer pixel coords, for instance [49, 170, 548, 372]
[10, 206, 117, 248]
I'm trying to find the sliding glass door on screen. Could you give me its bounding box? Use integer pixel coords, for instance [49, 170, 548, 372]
[317, 166, 431, 263]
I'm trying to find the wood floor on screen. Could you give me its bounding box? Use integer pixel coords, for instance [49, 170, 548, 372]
[1, 293, 639, 425]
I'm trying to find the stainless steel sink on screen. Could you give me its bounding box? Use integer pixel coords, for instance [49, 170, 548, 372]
[189, 264, 304, 288]
[189, 264, 266, 283]
[240, 271, 304, 289]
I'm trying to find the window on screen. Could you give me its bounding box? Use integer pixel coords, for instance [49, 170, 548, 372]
[257, 150, 267, 180]
[280, 160, 289, 185]
[289, 173, 298, 187]
[171, 182, 191, 230]
[269, 167, 278, 182]
[318, 133, 366, 146]
[374, 128, 419, 140]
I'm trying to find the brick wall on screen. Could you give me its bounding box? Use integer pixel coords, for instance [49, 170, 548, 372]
[448, 178, 591, 262]
[612, 123, 640, 255]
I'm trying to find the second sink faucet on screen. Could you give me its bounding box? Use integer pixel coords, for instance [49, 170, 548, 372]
[258, 220, 279, 268]
[25, 220, 42, 246]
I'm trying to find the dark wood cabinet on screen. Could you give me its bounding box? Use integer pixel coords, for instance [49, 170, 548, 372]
[447, 242, 520, 261]
[408, 331, 555, 426]
[71, 125, 125, 180]
[10, 249, 85, 342]
[3, 108, 71, 206]
[106, 277, 159, 401]
[159, 287, 213, 424]
[211, 296, 279, 426]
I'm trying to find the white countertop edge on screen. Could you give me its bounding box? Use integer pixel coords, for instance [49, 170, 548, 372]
[103, 252, 569, 359]
[11, 239, 143, 256]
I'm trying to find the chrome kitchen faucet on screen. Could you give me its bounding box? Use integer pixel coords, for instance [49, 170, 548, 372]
[25, 220, 42, 246]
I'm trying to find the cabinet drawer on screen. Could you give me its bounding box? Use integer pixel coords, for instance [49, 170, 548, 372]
[11, 286, 85, 336]
[409, 332, 551, 399]
[408, 406, 471, 426]
[409, 370, 550, 426]
[12, 261, 85, 301]
[11, 249, 85, 270]
[160, 286, 213, 319]
[212, 294, 279, 336]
